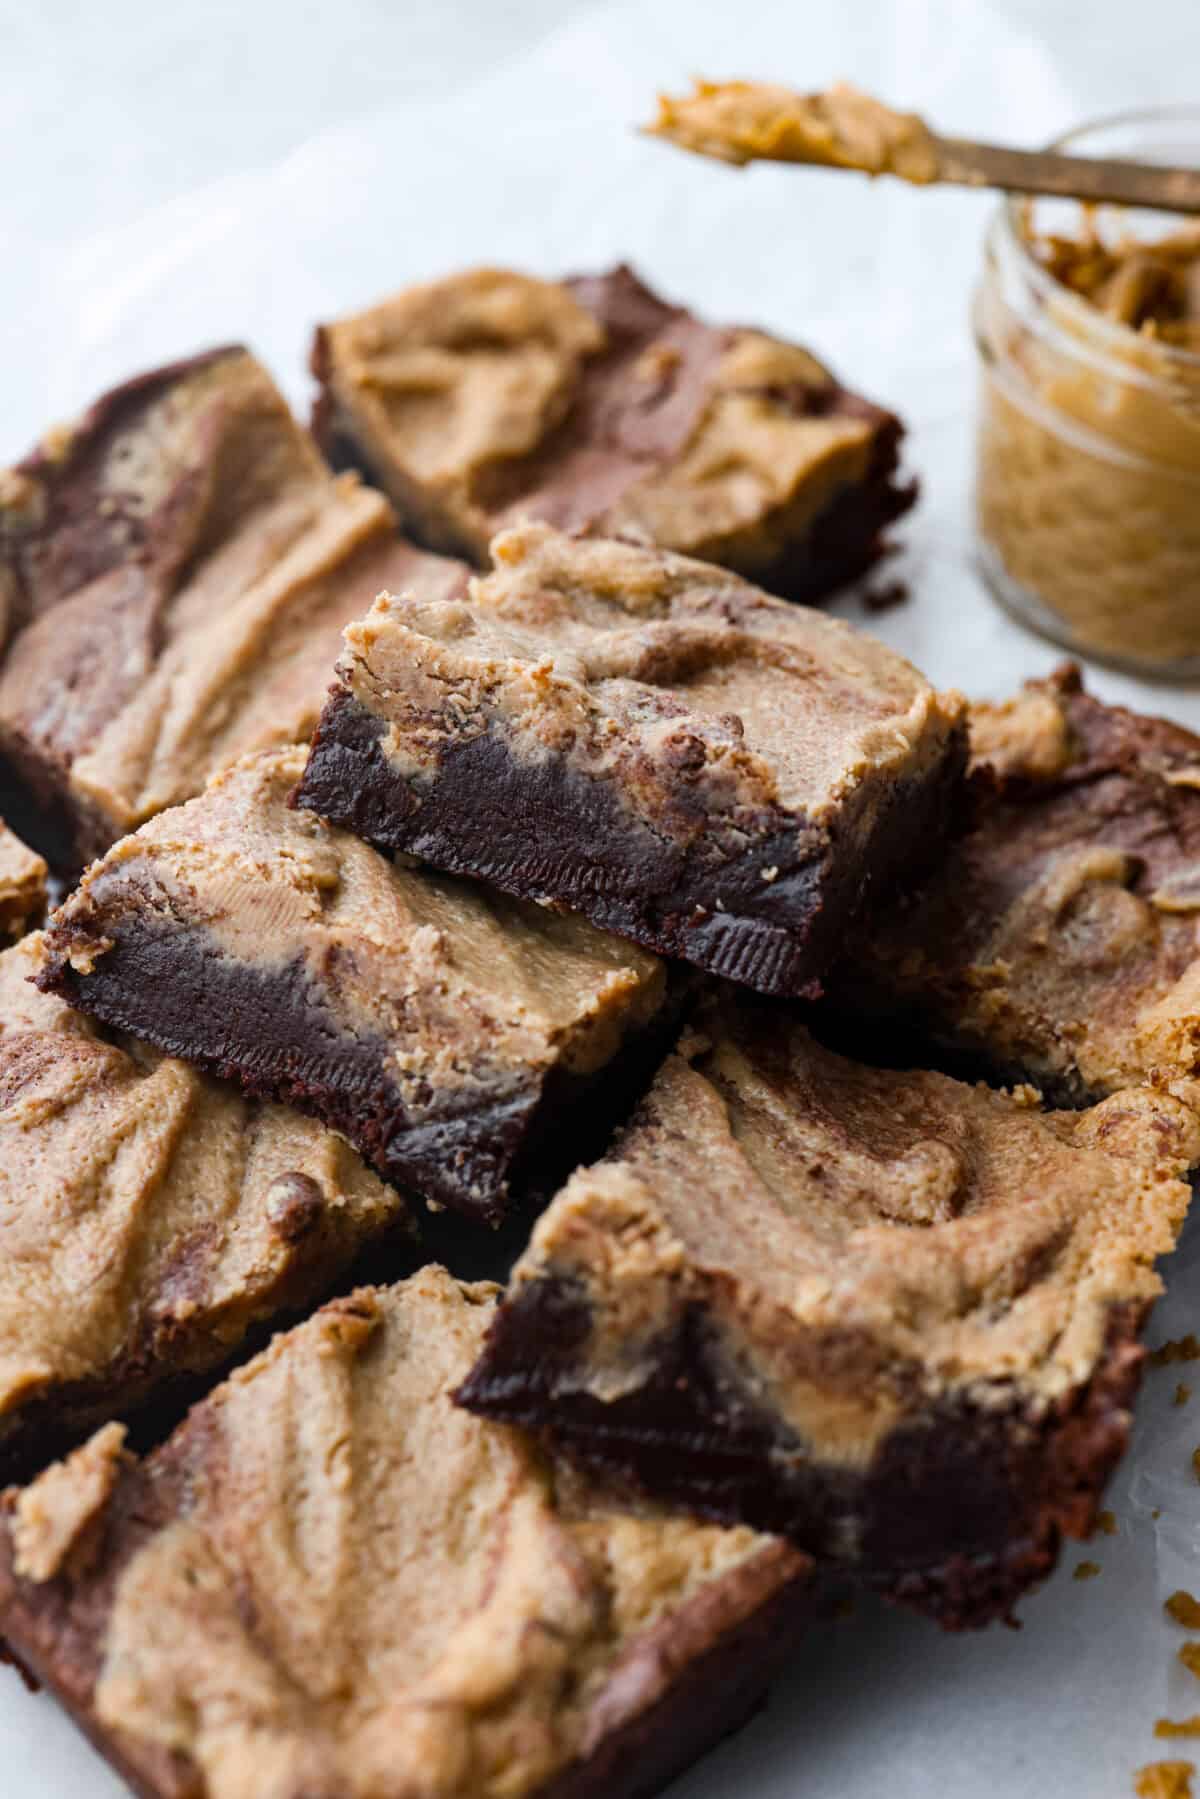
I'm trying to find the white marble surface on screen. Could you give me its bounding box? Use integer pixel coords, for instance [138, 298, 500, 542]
[4, 1, 1200, 1793]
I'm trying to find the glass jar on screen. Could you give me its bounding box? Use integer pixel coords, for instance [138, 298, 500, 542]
[973, 108, 1200, 676]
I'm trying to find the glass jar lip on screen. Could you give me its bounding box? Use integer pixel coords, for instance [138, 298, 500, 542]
[995, 103, 1200, 375]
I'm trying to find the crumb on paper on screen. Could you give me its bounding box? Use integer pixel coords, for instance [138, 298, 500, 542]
[863, 579, 909, 614]
[1182, 1646, 1200, 1682]
[1097, 1509, 1118, 1536]
[1178, 1383, 1193, 1407]
[1153, 1336, 1200, 1367]
[1193, 1446, 1200, 1484]
[1157, 1722, 1200, 1740]
[1136, 1763, 1195, 1799]
[1167, 1593, 1200, 1628]
[1074, 1560, 1101, 1581]
[1155, 1508, 1163, 1520]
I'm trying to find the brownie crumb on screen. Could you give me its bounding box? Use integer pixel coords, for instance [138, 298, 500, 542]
[1097, 1510, 1118, 1536]
[1180, 1645, 1200, 1681]
[1167, 1593, 1200, 1628]
[1178, 1384, 1193, 1407]
[1153, 1337, 1200, 1367]
[862, 578, 909, 614]
[1157, 1722, 1200, 1740]
[1136, 1764, 1195, 1799]
[1074, 1560, 1101, 1581]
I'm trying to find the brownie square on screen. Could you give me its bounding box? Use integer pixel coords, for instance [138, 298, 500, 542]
[0, 345, 468, 873]
[0, 819, 46, 940]
[39, 748, 671, 1225]
[0, 931, 407, 1481]
[458, 989, 1199, 1629]
[0, 1267, 810, 1799]
[295, 524, 966, 997]
[829, 663, 1200, 1103]
[311, 262, 916, 600]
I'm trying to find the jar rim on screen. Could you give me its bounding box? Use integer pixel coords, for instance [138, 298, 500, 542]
[997, 103, 1200, 375]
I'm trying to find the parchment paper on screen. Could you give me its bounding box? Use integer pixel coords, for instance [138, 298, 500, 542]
[6, 2, 1200, 1792]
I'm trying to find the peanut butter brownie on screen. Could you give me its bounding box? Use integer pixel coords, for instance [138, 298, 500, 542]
[830, 664, 1200, 1105]
[0, 345, 467, 873]
[458, 991, 1199, 1628]
[0, 932, 406, 1480]
[311, 262, 915, 600]
[0, 820, 46, 940]
[0, 1267, 811, 1799]
[39, 748, 670, 1224]
[294, 525, 966, 997]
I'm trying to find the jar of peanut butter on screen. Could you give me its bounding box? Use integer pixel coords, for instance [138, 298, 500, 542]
[974, 108, 1200, 675]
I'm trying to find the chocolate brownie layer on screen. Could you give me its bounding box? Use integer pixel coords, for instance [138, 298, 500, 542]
[0, 932, 406, 1481]
[0, 345, 467, 873]
[829, 664, 1200, 1106]
[311, 262, 915, 599]
[0, 820, 46, 941]
[458, 991, 1199, 1628]
[295, 525, 966, 997]
[39, 748, 670, 1225]
[0, 1268, 810, 1799]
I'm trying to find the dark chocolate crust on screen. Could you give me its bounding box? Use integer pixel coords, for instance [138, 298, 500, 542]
[294, 688, 967, 999]
[0, 1420, 810, 1799]
[457, 1285, 1145, 1632]
[37, 906, 680, 1229]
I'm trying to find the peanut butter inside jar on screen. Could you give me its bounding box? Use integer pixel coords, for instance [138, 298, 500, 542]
[974, 110, 1200, 673]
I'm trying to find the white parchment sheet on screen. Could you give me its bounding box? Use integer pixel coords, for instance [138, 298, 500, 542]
[5, 1, 1200, 1792]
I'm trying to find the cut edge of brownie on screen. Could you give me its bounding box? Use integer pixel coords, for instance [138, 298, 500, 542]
[310, 325, 485, 567]
[456, 1284, 1147, 1633]
[294, 686, 968, 1000]
[37, 903, 683, 1229]
[751, 409, 916, 605]
[0, 727, 115, 877]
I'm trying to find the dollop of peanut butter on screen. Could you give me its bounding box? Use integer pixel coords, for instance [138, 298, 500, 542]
[648, 79, 940, 183]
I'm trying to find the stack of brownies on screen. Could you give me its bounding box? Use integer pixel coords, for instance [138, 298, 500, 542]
[1, 263, 1198, 1799]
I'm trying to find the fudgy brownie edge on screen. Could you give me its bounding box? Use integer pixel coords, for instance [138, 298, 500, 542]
[457, 1284, 1145, 1632]
[294, 686, 967, 999]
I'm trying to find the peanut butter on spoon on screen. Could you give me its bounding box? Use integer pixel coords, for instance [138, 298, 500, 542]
[649, 79, 941, 183]
[649, 79, 1200, 214]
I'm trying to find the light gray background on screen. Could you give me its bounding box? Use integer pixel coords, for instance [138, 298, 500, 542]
[3, 2, 1200, 1794]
